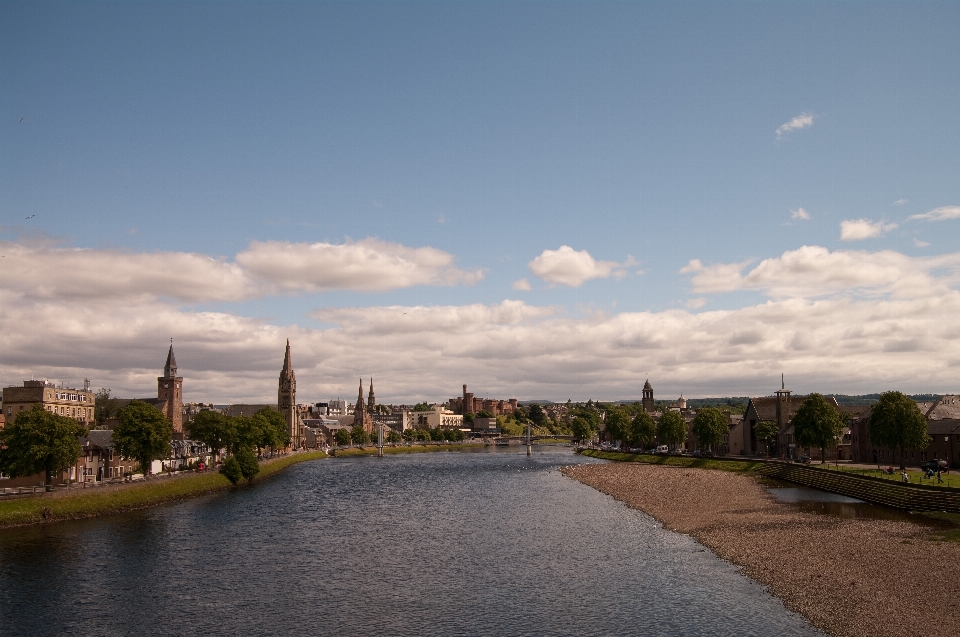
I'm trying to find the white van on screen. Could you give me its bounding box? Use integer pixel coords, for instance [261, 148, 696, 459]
[655, 445, 669, 454]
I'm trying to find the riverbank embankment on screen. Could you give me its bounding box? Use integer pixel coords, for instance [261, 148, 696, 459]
[0, 451, 327, 529]
[330, 442, 489, 457]
[562, 462, 960, 637]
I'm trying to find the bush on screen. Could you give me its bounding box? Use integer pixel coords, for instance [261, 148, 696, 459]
[236, 448, 260, 481]
[219, 456, 243, 485]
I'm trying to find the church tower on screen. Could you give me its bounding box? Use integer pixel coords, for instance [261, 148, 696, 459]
[278, 339, 300, 449]
[642, 379, 655, 413]
[354, 378, 373, 433]
[367, 377, 376, 415]
[157, 341, 183, 433]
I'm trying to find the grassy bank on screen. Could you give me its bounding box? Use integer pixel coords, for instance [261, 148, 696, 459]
[578, 449, 768, 473]
[331, 443, 486, 457]
[0, 451, 327, 529]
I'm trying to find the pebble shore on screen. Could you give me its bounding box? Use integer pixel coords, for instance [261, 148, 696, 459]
[562, 463, 960, 637]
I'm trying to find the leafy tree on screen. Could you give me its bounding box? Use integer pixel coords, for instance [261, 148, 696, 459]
[350, 424, 370, 445]
[430, 427, 445, 441]
[93, 388, 120, 428]
[232, 415, 262, 455]
[692, 407, 727, 452]
[476, 409, 494, 419]
[220, 456, 243, 485]
[449, 428, 465, 441]
[112, 400, 173, 476]
[254, 407, 290, 452]
[604, 407, 630, 447]
[754, 420, 779, 458]
[868, 391, 929, 470]
[335, 428, 352, 446]
[188, 410, 235, 464]
[513, 406, 527, 421]
[235, 448, 260, 481]
[529, 404, 547, 427]
[629, 411, 657, 449]
[0, 405, 85, 489]
[792, 394, 845, 464]
[464, 413, 474, 426]
[413, 402, 432, 412]
[571, 416, 594, 442]
[657, 410, 687, 450]
[386, 429, 402, 443]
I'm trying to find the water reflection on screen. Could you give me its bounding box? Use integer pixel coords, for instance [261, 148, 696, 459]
[2, 448, 822, 636]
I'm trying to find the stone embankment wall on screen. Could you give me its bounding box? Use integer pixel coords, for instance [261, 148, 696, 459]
[756, 463, 960, 512]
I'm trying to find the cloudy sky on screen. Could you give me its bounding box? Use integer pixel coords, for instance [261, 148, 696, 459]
[2, 1, 958, 404]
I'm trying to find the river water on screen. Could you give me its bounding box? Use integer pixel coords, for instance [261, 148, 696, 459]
[0, 447, 821, 636]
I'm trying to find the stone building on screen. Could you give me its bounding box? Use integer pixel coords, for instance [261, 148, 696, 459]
[278, 339, 303, 449]
[353, 378, 373, 433]
[157, 343, 184, 433]
[850, 395, 960, 468]
[2, 379, 96, 426]
[641, 379, 655, 413]
[449, 384, 518, 416]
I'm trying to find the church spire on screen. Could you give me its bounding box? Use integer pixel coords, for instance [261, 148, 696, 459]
[164, 339, 177, 378]
[368, 377, 376, 414]
[282, 338, 293, 375]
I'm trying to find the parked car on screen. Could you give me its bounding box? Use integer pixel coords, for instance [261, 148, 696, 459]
[655, 445, 669, 454]
[795, 456, 811, 464]
[920, 459, 948, 472]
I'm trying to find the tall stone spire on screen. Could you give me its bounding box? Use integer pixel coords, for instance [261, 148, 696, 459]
[164, 339, 177, 378]
[367, 377, 376, 414]
[278, 339, 299, 449]
[354, 378, 372, 433]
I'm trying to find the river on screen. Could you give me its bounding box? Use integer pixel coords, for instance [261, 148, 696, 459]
[0, 447, 821, 636]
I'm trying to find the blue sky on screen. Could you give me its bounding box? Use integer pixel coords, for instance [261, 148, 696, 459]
[2, 1, 958, 402]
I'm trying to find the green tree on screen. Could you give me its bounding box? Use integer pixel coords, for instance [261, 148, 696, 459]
[529, 404, 547, 427]
[386, 429, 402, 443]
[414, 402, 432, 411]
[254, 407, 290, 452]
[232, 415, 262, 455]
[448, 428, 465, 441]
[93, 388, 120, 428]
[335, 428, 352, 446]
[220, 456, 243, 485]
[792, 394, 845, 464]
[430, 427, 445, 441]
[571, 416, 594, 442]
[692, 407, 727, 453]
[235, 448, 260, 481]
[112, 400, 173, 476]
[754, 420, 779, 458]
[629, 411, 657, 450]
[604, 407, 630, 447]
[187, 410, 235, 465]
[0, 405, 85, 489]
[350, 424, 370, 445]
[657, 410, 687, 450]
[868, 391, 929, 470]
[475, 409, 494, 419]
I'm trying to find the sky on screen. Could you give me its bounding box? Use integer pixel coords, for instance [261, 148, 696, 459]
[1, 1, 958, 404]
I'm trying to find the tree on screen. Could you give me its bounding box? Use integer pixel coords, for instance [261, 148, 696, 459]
[868, 391, 929, 470]
[112, 400, 173, 476]
[692, 407, 727, 452]
[628, 412, 657, 450]
[188, 410, 235, 465]
[350, 424, 370, 445]
[414, 402, 432, 412]
[0, 405, 85, 489]
[604, 407, 630, 447]
[792, 394, 845, 464]
[386, 429, 402, 444]
[430, 427, 445, 442]
[335, 428, 352, 446]
[94, 388, 120, 428]
[571, 416, 594, 442]
[235, 448, 260, 481]
[657, 410, 687, 450]
[254, 407, 290, 452]
[529, 404, 546, 427]
[754, 420, 779, 459]
[220, 456, 243, 485]
[475, 409, 493, 419]
[232, 415, 262, 455]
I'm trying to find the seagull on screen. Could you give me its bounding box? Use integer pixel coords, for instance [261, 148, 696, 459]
[25, 214, 35, 219]
[19, 118, 23, 123]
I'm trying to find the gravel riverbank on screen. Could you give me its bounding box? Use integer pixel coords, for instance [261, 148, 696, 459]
[562, 463, 960, 637]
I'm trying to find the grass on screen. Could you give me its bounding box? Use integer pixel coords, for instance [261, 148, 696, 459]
[813, 463, 960, 489]
[0, 451, 327, 529]
[578, 449, 768, 473]
[331, 443, 486, 457]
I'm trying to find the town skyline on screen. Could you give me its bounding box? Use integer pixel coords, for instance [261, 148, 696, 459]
[2, 2, 959, 401]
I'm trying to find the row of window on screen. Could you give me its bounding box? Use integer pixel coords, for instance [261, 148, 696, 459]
[54, 392, 89, 402]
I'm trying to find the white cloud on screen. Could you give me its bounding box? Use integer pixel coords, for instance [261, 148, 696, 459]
[0, 239, 484, 303]
[776, 112, 814, 140]
[790, 207, 811, 220]
[908, 206, 960, 222]
[913, 238, 931, 248]
[686, 298, 707, 309]
[528, 246, 632, 287]
[680, 245, 960, 299]
[893, 199, 909, 206]
[512, 278, 532, 291]
[236, 239, 484, 292]
[840, 218, 898, 241]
